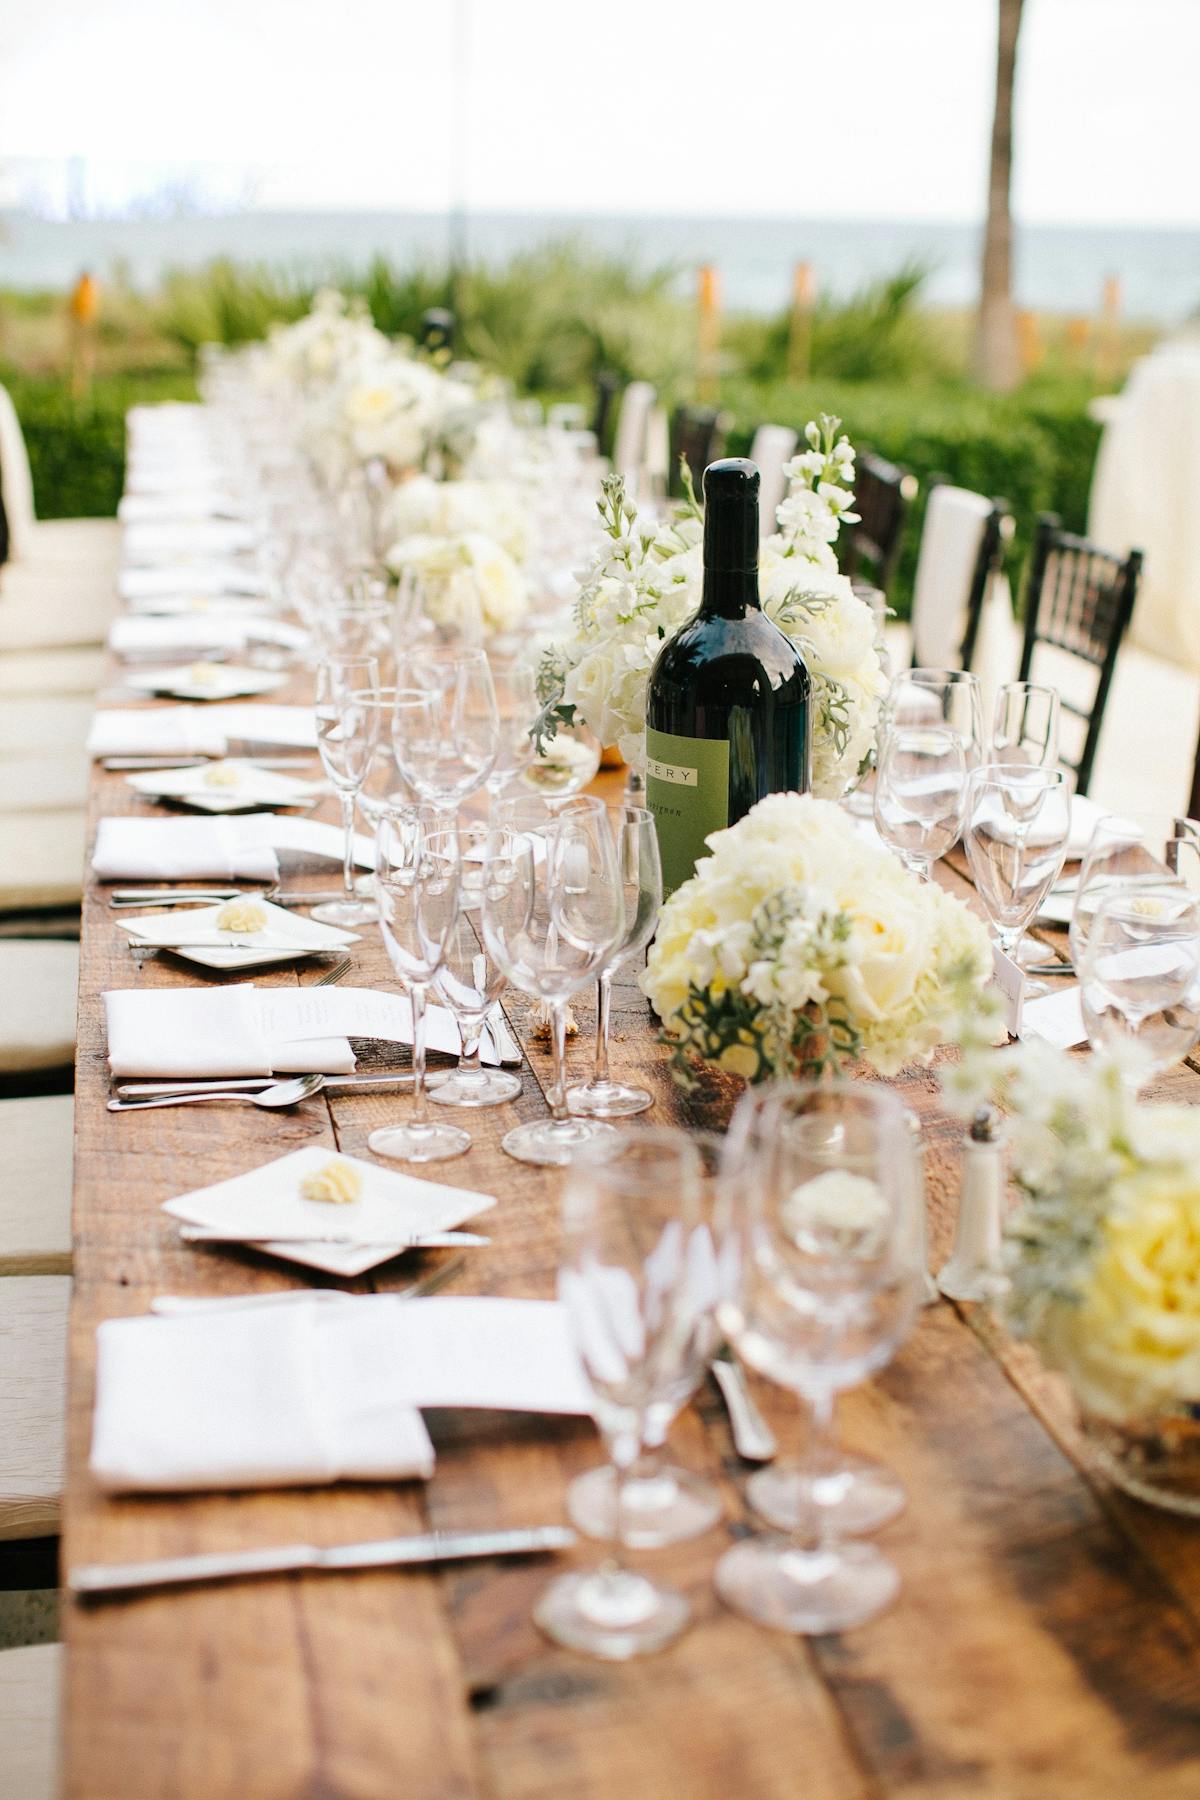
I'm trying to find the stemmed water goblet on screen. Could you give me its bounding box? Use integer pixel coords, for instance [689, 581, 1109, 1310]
[534, 1130, 705, 1658]
[480, 794, 624, 1165]
[484, 660, 540, 799]
[568, 805, 663, 1118]
[991, 681, 1060, 769]
[872, 723, 967, 878]
[1069, 815, 1200, 967]
[1079, 887, 1200, 1085]
[885, 668, 986, 769]
[312, 653, 380, 926]
[428, 879, 523, 1110]
[714, 1081, 923, 1633]
[391, 647, 500, 815]
[963, 764, 1071, 992]
[368, 805, 468, 1164]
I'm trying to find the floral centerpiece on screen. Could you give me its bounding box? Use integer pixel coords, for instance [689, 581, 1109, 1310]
[943, 1029, 1200, 1511]
[384, 529, 529, 639]
[641, 792, 992, 1083]
[536, 416, 887, 796]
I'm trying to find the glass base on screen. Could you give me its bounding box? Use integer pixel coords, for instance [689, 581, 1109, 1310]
[428, 1068, 523, 1108]
[567, 1463, 722, 1548]
[501, 1116, 618, 1168]
[310, 898, 378, 926]
[746, 1452, 906, 1537]
[534, 1567, 690, 1660]
[567, 1079, 654, 1120]
[714, 1536, 899, 1634]
[367, 1120, 470, 1163]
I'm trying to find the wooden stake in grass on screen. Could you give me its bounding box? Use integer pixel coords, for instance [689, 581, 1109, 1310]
[787, 261, 816, 383]
[697, 263, 720, 404]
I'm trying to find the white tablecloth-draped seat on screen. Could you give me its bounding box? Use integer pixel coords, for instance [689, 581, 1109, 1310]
[0, 696, 94, 757]
[0, 1276, 70, 1540]
[0, 817, 86, 914]
[0, 568, 117, 650]
[0, 1096, 72, 1276]
[0, 1644, 61, 1800]
[0, 943, 79, 1069]
[0, 646, 105, 696]
[0, 758, 89, 814]
[0, 381, 120, 572]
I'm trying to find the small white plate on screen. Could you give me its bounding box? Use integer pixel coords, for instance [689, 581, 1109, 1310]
[123, 666, 290, 702]
[162, 1145, 496, 1276]
[126, 759, 325, 813]
[119, 897, 357, 969]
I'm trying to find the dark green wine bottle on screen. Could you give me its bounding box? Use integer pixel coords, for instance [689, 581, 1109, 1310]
[645, 458, 811, 896]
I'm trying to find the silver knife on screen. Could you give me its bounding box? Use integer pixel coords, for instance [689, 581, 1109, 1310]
[711, 1347, 778, 1461]
[70, 1525, 576, 1599]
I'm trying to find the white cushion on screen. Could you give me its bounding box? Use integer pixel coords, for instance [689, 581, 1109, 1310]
[0, 698, 94, 757]
[27, 517, 122, 571]
[612, 381, 657, 483]
[0, 1644, 61, 1800]
[0, 648, 105, 697]
[0, 573, 117, 651]
[910, 485, 995, 669]
[749, 424, 799, 538]
[0, 943, 79, 1071]
[0, 384, 36, 559]
[0, 814, 85, 912]
[0, 758, 88, 813]
[0, 1096, 72, 1275]
[0, 1276, 69, 1539]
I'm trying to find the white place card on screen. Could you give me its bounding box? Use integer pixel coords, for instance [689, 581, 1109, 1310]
[1020, 985, 1087, 1049]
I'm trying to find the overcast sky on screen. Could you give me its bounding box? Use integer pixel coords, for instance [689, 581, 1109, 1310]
[1, 0, 1197, 224]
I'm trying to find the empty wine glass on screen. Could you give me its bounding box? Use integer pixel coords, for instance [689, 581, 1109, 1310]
[964, 764, 1071, 990]
[312, 653, 380, 926]
[1079, 887, 1200, 1084]
[534, 1130, 703, 1658]
[565, 1130, 736, 1548]
[485, 660, 540, 798]
[885, 668, 985, 769]
[368, 806, 468, 1163]
[391, 648, 499, 814]
[1070, 815, 1200, 966]
[991, 681, 1060, 769]
[872, 724, 967, 878]
[428, 900, 522, 1110]
[569, 806, 663, 1118]
[356, 689, 412, 829]
[714, 1082, 922, 1634]
[480, 794, 624, 1165]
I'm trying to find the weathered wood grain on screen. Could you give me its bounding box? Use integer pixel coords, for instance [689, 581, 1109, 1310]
[60, 672, 1200, 1798]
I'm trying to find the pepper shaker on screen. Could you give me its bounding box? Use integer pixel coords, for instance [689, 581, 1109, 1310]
[938, 1105, 1006, 1303]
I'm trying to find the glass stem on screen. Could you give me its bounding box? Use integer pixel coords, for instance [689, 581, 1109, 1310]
[592, 970, 614, 1087]
[409, 985, 430, 1127]
[339, 790, 357, 901]
[547, 1000, 569, 1124]
[792, 1388, 837, 1556]
[458, 1024, 485, 1087]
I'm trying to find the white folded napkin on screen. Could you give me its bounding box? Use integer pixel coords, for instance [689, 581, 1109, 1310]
[123, 520, 257, 563]
[119, 563, 266, 603]
[118, 492, 241, 525]
[103, 984, 462, 1076]
[91, 815, 371, 880]
[87, 707, 229, 760]
[109, 616, 307, 658]
[90, 1300, 436, 1492]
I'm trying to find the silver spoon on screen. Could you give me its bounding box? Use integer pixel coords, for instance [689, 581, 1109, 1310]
[107, 1074, 325, 1113]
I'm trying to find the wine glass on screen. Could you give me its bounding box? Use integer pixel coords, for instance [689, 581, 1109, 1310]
[391, 648, 500, 814]
[312, 654, 380, 926]
[480, 794, 624, 1165]
[1070, 815, 1200, 966]
[519, 715, 603, 799]
[533, 1130, 702, 1658]
[428, 902, 523, 1110]
[714, 1081, 922, 1633]
[484, 660, 540, 798]
[1079, 887, 1200, 1084]
[356, 689, 412, 829]
[367, 806, 468, 1163]
[964, 765, 1071, 991]
[991, 681, 1060, 769]
[565, 1129, 736, 1548]
[872, 724, 967, 879]
[569, 806, 663, 1118]
[885, 669, 985, 769]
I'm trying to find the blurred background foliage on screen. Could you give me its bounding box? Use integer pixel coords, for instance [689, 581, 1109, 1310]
[0, 241, 1156, 614]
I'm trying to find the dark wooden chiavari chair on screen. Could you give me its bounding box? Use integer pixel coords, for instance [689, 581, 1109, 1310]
[1018, 513, 1143, 797]
[668, 406, 730, 497]
[592, 372, 621, 458]
[838, 450, 918, 597]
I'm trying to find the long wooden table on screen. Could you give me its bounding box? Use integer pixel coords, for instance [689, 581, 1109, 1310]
[62, 666, 1200, 1798]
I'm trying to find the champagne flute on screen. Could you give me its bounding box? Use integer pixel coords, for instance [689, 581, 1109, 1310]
[1079, 887, 1200, 1084]
[368, 806, 468, 1163]
[872, 724, 967, 878]
[991, 681, 1060, 769]
[569, 805, 663, 1118]
[534, 1130, 702, 1658]
[312, 653, 380, 926]
[715, 1081, 922, 1633]
[480, 794, 624, 1165]
[964, 764, 1071, 991]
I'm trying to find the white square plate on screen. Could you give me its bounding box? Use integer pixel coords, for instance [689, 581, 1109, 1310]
[123, 665, 289, 702]
[126, 760, 326, 814]
[119, 897, 357, 971]
[162, 1145, 496, 1275]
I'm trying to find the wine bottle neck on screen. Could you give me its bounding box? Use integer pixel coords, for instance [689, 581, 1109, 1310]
[700, 567, 761, 619]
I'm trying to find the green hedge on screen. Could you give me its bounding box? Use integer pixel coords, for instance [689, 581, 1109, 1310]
[0, 369, 195, 519]
[722, 377, 1101, 620]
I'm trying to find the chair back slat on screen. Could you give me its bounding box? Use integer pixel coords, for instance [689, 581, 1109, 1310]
[838, 450, 917, 596]
[1018, 513, 1143, 795]
[668, 407, 729, 497]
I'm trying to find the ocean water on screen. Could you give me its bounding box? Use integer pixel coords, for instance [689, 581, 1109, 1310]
[1, 208, 1198, 321]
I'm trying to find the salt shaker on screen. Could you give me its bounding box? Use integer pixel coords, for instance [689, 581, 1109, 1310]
[904, 1109, 939, 1305]
[938, 1105, 1006, 1303]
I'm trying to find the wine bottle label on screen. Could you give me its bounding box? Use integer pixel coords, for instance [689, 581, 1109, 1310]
[645, 727, 730, 897]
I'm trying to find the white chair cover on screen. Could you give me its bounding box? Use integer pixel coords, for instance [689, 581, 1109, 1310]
[749, 424, 798, 538]
[612, 381, 657, 484]
[910, 485, 995, 669]
[0, 383, 37, 560]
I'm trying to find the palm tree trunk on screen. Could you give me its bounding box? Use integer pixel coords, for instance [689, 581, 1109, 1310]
[975, 0, 1026, 391]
